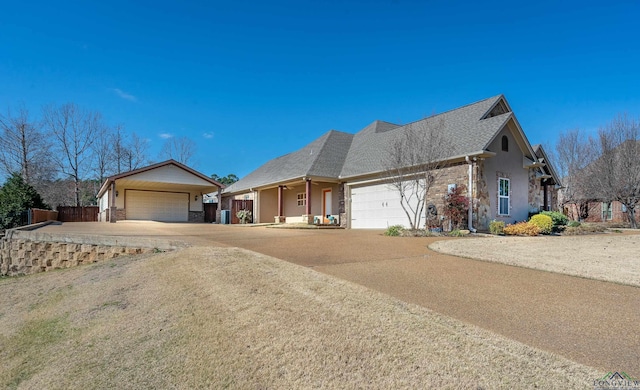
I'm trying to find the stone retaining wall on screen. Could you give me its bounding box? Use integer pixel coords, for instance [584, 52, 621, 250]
[0, 224, 182, 277]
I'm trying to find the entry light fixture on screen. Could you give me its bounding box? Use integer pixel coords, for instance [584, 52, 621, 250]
[115, 191, 119, 197]
[195, 195, 199, 201]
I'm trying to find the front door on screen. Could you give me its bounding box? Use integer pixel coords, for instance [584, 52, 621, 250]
[323, 189, 332, 217]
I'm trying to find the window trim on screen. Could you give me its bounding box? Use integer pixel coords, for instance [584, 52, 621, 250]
[498, 177, 510, 216]
[297, 192, 306, 207]
[601, 202, 612, 220]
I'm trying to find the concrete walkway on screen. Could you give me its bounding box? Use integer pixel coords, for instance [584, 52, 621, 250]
[37, 221, 640, 373]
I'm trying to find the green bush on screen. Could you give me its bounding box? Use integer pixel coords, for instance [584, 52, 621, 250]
[449, 229, 464, 237]
[568, 221, 581, 228]
[504, 222, 541, 236]
[529, 214, 553, 234]
[541, 211, 568, 227]
[489, 220, 505, 235]
[384, 225, 405, 236]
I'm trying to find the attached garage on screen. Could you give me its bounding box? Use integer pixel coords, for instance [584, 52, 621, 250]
[126, 190, 189, 222]
[97, 160, 225, 223]
[350, 181, 425, 229]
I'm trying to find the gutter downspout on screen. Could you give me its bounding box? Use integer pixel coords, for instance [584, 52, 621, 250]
[465, 156, 477, 233]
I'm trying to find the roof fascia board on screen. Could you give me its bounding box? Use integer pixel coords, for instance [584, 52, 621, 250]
[97, 160, 224, 198]
[534, 145, 562, 186]
[339, 151, 494, 182]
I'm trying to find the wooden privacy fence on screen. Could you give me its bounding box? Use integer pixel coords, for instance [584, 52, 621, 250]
[30, 208, 59, 224]
[56, 206, 99, 222]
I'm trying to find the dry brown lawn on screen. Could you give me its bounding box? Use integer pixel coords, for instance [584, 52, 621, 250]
[430, 232, 640, 287]
[0, 246, 600, 389]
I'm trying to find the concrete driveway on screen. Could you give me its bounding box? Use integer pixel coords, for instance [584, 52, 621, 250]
[37, 221, 640, 374]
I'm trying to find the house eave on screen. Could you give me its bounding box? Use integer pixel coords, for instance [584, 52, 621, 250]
[338, 150, 495, 181]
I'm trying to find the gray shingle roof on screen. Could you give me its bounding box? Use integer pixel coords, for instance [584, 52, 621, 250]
[224, 130, 354, 193]
[340, 95, 508, 177]
[226, 95, 515, 193]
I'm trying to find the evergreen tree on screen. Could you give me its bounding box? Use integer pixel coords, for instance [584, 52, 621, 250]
[0, 173, 49, 229]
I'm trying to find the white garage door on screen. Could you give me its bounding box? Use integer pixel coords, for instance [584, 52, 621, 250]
[126, 190, 189, 222]
[350, 182, 424, 229]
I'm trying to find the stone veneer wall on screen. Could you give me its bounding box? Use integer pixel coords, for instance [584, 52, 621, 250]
[338, 183, 347, 228]
[475, 159, 491, 231]
[428, 164, 469, 230]
[189, 211, 204, 223]
[528, 169, 543, 213]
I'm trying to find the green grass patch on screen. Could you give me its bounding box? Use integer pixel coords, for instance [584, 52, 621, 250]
[1, 316, 73, 389]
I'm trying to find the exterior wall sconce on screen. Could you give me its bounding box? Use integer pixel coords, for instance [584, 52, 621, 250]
[194, 195, 199, 201]
[115, 191, 119, 197]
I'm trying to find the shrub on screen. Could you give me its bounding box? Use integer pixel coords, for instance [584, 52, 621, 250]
[568, 221, 581, 228]
[443, 185, 469, 229]
[449, 229, 464, 237]
[236, 209, 252, 224]
[529, 214, 553, 234]
[504, 222, 541, 236]
[541, 211, 569, 228]
[563, 223, 606, 235]
[384, 225, 405, 236]
[489, 220, 505, 235]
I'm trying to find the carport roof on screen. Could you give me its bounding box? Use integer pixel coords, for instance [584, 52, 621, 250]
[97, 160, 225, 198]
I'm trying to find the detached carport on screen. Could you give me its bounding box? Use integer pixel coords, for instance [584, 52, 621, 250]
[96, 160, 224, 223]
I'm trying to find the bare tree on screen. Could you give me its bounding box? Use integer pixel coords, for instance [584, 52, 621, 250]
[586, 114, 640, 228]
[125, 132, 150, 171]
[92, 124, 114, 184]
[552, 129, 596, 220]
[0, 104, 51, 184]
[383, 119, 453, 230]
[42, 103, 104, 206]
[159, 136, 197, 165]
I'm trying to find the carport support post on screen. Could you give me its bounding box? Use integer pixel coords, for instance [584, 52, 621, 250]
[276, 185, 284, 223]
[304, 179, 312, 223]
[109, 181, 117, 223]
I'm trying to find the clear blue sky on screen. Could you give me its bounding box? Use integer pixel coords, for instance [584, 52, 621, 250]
[2, 0, 639, 179]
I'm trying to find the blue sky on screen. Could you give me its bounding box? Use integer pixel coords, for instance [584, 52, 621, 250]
[2, 0, 639, 179]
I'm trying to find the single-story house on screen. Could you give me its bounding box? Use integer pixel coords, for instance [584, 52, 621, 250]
[97, 160, 224, 223]
[564, 201, 631, 223]
[222, 95, 561, 230]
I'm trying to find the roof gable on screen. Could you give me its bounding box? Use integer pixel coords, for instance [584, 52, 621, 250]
[97, 160, 223, 197]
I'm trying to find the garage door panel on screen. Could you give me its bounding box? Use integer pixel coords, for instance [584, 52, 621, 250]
[127, 190, 189, 222]
[351, 182, 424, 229]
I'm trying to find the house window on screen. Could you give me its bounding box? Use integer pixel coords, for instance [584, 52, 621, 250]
[501, 135, 509, 152]
[297, 193, 306, 207]
[601, 202, 612, 220]
[498, 178, 510, 216]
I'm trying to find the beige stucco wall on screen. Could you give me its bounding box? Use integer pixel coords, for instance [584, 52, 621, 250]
[258, 188, 278, 223]
[483, 126, 531, 224]
[254, 182, 340, 223]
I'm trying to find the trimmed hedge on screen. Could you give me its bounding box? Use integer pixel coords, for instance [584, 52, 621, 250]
[504, 222, 541, 236]
[529, 214, 553, 234]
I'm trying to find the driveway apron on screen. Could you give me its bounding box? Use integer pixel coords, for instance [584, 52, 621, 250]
[37, 222, 640, 373]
